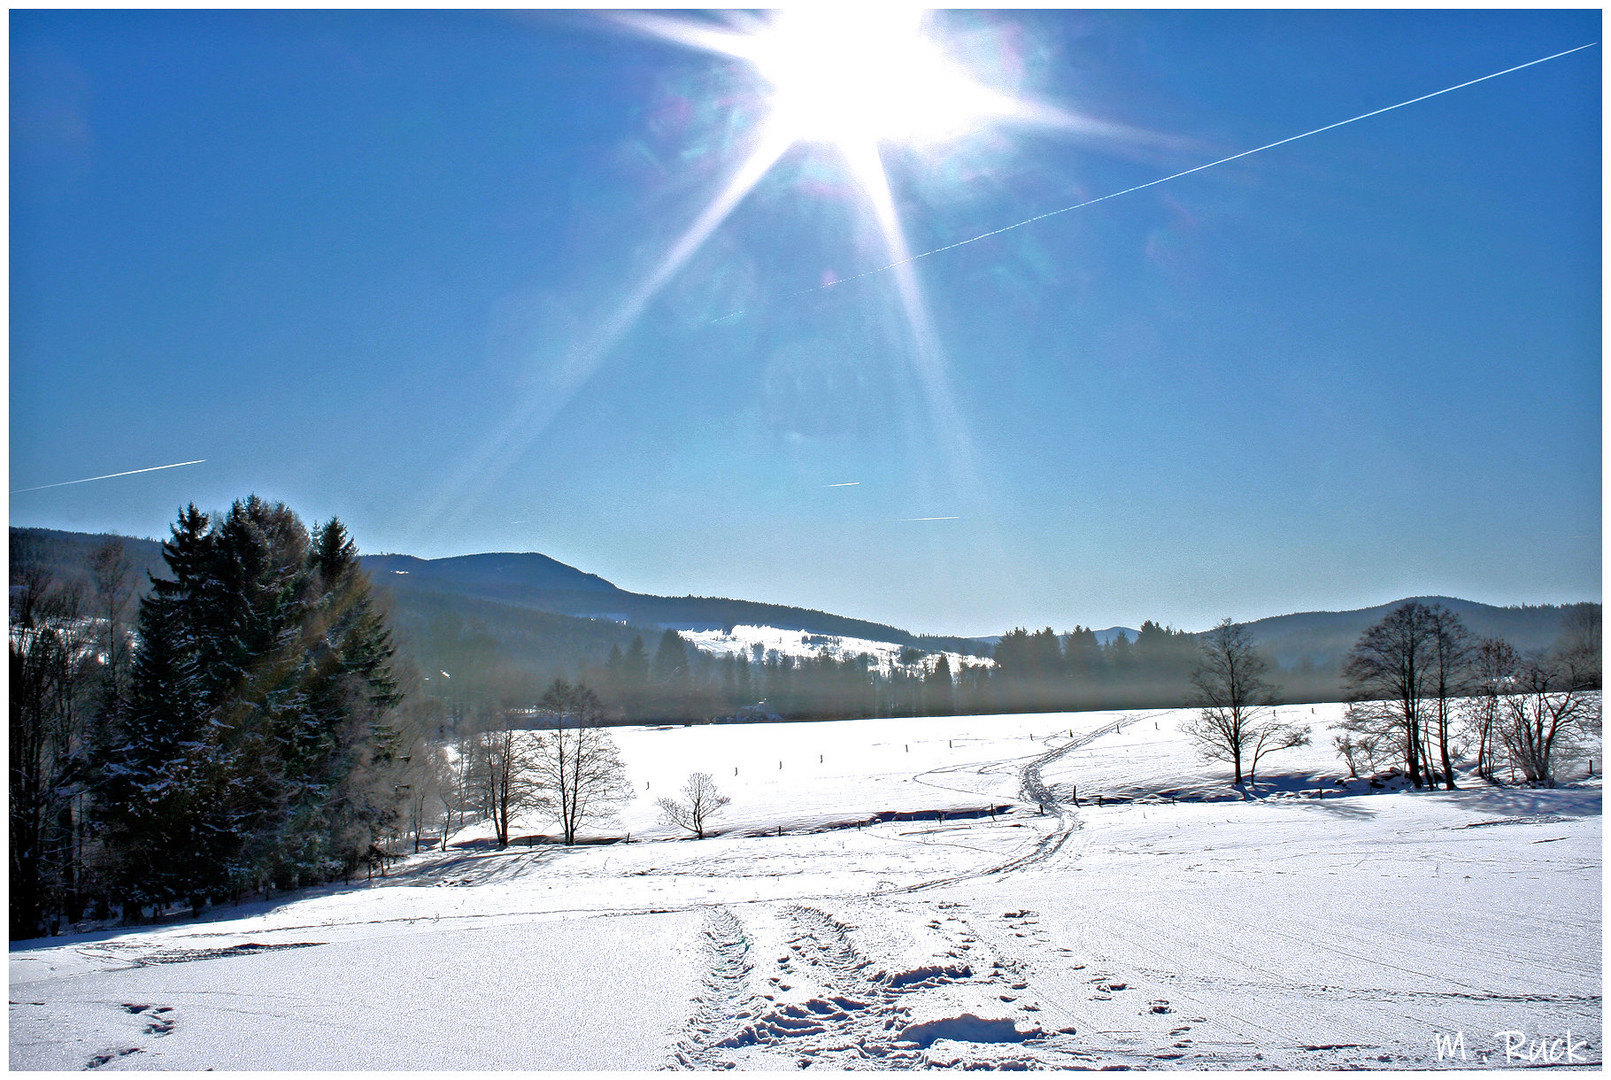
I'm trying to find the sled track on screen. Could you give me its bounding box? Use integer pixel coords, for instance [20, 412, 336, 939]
[901, 714, 1159, 893]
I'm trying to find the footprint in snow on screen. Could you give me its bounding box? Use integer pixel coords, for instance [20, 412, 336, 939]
[86, 1047, 143, 1069]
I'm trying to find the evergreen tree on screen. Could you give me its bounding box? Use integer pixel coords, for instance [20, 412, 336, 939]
[96, 588, 208, 913]
[650, 629, 691, 717]
[650, 629, 690, 686]
[924, 655, 955, 716]
[91, 498, 403, 917]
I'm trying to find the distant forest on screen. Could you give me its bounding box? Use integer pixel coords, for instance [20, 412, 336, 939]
[12, 525, 1596, 725]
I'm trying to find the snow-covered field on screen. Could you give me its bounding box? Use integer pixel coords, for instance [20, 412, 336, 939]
[11, 705, 1600, 1070]
[679, 623, 990, 676]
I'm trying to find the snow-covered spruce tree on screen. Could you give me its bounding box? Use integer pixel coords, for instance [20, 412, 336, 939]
[94, 583, 209, 918]
[286, 519, 402, 882]
[93, 499, 402, 916]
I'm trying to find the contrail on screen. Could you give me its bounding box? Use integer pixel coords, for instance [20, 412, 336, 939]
[826, 481, 861, 487]
[11, 459, 206, 494]
[713, 41, 1597, 318]
[902, 516, 960, 521]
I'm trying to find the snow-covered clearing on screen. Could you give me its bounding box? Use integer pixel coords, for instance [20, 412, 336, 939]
[11, 705, 1600, 1070]
[679, 623, 989, 676]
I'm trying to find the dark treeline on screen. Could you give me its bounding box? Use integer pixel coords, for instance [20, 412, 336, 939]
[558, 621, 1213, 722]
[10, 498, 421, 939]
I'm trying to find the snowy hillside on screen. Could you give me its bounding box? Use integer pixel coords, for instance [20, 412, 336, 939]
[679, 623, 992, 676]
[11, 705, 1600, 1070]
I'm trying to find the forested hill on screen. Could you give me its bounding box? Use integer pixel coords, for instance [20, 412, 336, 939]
[11, 526, 1594, 702]
[366, 551, 987, 655]
[10, 527, 167, 591]
[9, 529, 985, 689]
[1244, 596, 1589, 670]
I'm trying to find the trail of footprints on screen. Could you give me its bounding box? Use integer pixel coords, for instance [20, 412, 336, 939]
[82, 1003, 176, 1070]
[672, 903, 1210, 1070]
[672, 903, 1079, 1069]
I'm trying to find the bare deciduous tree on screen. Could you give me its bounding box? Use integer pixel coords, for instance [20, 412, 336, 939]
[1342, 602, 1430, 787]
[1183, 619, 1307, 787]
[399, 740, 452, 853]
[1461, 637, 1519, 780]
[474, 711, 541, 849]
[1342, 601, 1473, 789]
[86, 538, 136, 711]
[10, 566, 96, 937]
[657, 772, 731, 839]
[534, 680, 632, 845]
[1424, 606, 1472, 790]
[1500, 651, 1599, 785]
[1334, 731, 1386, 779]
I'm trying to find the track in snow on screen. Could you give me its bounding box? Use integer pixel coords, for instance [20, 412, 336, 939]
[899, 714, 1157, 893]
[670, 902, 1057, 1069]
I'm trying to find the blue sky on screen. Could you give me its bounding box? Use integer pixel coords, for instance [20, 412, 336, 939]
[11, 9, 1601, 636]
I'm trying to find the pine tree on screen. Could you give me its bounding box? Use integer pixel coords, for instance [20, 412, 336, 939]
[91, 498, 404, 916]
[96, 588, 208, 913]
[650, 629, 691, 717]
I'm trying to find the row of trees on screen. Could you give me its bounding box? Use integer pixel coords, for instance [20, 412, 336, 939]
[584, 630, 979, 722]
[1179, 601, 1600, 791]
[567, 621, 1205, 724]
[1338, 601, 1599, 788]
[473, 679, 633, 847]
[386, 680, 731, 857]
[11, 499, 407, 938]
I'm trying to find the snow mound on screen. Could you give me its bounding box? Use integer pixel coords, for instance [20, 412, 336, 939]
[882, 962, 973, 989]
[898, 1013, 1041, 1048]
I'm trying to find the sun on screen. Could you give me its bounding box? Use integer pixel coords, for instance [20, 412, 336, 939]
[746, 8, 1002, 150]
[557, 8, 1110, 523]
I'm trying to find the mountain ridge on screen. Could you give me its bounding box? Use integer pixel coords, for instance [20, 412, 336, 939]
[10, 526, 1594, 685]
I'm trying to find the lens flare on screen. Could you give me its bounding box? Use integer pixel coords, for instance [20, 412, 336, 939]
[750, 8, 998, 148]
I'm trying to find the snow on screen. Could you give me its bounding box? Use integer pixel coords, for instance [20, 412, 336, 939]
[678, 623, 991, 675]
[11, 705, 1601, 1070]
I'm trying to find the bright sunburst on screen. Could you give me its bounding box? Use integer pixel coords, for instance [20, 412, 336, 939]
[424, 10, 1122, 535]
[747, 8, 1002, 149]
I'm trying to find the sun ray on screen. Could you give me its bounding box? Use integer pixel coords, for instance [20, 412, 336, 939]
[838, 138, 981, 501]
[419, 8, 1124, 547]
[603, 10, 766, 65]
[412, 123, 795, 544]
